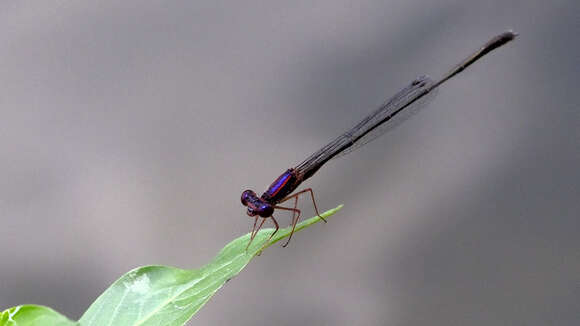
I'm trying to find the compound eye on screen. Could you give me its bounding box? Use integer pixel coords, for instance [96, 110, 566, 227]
[241, 190, 255, 205]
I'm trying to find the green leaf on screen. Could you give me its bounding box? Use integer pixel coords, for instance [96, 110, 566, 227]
[79, 204, 342, 326]
[0, 305, 77, 326]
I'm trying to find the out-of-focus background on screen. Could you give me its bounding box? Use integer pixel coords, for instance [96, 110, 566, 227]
[1, 1, 578, 325]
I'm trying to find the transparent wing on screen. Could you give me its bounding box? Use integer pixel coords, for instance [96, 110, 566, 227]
[294, 75, 437, 180]
[333, 77, 438, 159]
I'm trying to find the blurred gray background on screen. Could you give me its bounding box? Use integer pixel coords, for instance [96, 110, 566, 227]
[1, 1, 579, 325]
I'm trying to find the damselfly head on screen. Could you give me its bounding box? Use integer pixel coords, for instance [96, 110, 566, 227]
[241, 189, 255, 205]
[241, 189, 274, 217]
